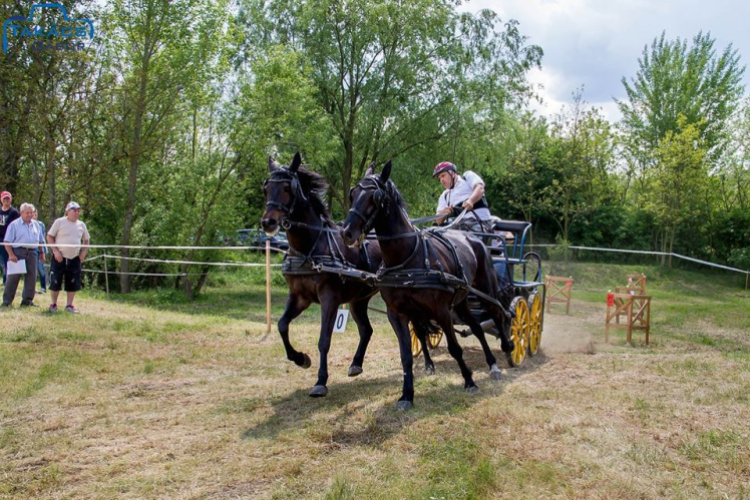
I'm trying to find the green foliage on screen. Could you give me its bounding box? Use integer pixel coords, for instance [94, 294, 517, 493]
[239, 0, 542, 213]
[618, 31, 745, 164]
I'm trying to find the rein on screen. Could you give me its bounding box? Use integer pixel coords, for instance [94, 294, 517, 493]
[266, 168, 375, 281]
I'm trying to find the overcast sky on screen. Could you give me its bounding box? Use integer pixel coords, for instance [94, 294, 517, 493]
[461, 0, 750, 122]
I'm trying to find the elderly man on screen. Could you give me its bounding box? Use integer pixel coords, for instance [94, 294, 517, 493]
[2, 203, 45, 307]
[432, 162, 492, 231]
[47, 201, 90, 313]
[0, 191, 21, 285]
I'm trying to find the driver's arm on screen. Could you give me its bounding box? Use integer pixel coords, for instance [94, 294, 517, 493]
[462, 183, 485, 212]
[436, 194, 451, 225]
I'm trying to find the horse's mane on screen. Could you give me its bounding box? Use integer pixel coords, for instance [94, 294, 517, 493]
[275, 164, 330, 218]
[365, 174, 408, 212]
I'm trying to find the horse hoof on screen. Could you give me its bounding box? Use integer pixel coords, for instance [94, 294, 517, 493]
[348, 365, 363, 377]
[425, 365, 435, 376]
[490, 370, 503, 381]
[465, 385, 479, 394]
[309, 385, 328, 397]
[300, 353, 312, 369]
[396, 400, 413, 411]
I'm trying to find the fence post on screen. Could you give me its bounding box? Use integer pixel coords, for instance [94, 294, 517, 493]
[266, 240, 272, 335]
[103, 255, 110, 299]
[746, 271, 749, 290]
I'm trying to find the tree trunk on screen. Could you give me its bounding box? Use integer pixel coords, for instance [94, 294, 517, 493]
[120, 41, 152, 293]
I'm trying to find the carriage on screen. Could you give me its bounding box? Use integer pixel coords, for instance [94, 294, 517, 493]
[409, 218, 546, 368]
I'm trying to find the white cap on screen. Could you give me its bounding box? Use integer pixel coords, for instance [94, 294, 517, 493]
[65, 201, 81, 211]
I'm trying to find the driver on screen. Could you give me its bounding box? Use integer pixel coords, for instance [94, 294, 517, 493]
[433, 162, 512, 294]
[433, 162, 491, 231]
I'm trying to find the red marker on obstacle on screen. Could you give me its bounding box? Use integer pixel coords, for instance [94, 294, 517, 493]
[606, 291, 614, 307]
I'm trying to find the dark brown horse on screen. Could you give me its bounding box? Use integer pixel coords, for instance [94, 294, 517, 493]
[342, 161, 514, 410]
[261, 153, 382, 398]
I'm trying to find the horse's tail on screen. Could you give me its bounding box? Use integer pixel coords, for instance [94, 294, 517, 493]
[466, 236, 500, 298]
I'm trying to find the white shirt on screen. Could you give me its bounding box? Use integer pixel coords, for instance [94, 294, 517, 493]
[436, 171, 491, 221]
[48, 217, 90, 259]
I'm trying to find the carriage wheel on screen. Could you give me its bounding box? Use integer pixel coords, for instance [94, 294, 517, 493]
[427, 329, 443, 349]
[409, 321, 422, 357]
[527, 292, 543, 356]
[506, 296, 530, 367]
[408, 321, 443, 357]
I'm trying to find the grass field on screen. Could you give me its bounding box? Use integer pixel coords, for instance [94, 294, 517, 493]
[1, 262, 750, 499]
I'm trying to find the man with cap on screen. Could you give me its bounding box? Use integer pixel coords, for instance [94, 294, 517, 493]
[47, 201, 90, 313]
[2, 203, 45, 307]
[0, 191, 21, 285]
[432, 162, 491, 230]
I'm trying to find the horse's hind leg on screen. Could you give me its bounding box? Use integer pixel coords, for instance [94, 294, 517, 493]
[348, 298, 374, 377]
[435, 308, 477, 392]
[453, 300, 502, 380]
[472, 257, 515, 355]
[412, 320, 436, 375]
[279, 293, 312, 368]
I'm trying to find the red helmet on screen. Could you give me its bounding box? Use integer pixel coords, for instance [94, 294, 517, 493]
[432, 161, 457, 178]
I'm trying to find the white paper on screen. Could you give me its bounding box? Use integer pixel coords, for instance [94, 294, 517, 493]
[7, 259, 27, 275]
[333, 309, 350, 333]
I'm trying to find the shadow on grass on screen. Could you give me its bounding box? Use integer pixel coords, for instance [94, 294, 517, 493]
[101, 284, 395, 326]
[238, 345, 548, 445]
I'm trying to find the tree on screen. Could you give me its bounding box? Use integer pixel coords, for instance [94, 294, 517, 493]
[542, 91, 617, 252]
[617, 31, 745, 170]
[645, 115, 709, 265]
[106, 0, 229, 292]
[238, 0, 542, 212]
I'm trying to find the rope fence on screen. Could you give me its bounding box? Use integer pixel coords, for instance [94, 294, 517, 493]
[529, 244, 750, 284]
[8, 239, 749, 336]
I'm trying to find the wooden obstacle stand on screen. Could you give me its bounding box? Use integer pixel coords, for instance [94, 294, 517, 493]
[605, 290, 652, 345]
[626, 274, 647, 294]
[545, 275, 574, 314]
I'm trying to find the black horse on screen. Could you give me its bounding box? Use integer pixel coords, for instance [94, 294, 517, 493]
[261, 153, 383, 398]
[342, 161, 514, 410]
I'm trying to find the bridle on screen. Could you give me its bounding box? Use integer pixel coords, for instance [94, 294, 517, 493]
[263, 168, 308, 229]
[348, 177, 387, 238]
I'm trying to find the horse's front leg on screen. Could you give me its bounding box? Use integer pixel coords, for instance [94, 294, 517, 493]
[387, 310, 415, 410]
[309, 295, 341, 397]
[348, 297, 374, 377]
[278, 293, 312, 368]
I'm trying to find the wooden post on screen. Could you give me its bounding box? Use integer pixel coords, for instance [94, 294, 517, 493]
[103, 255, 110, 299]
[265, 239, 272, 335]
[746, 271, 749, 290]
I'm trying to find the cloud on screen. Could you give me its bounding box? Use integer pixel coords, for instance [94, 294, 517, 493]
[461, 0, 750, 121]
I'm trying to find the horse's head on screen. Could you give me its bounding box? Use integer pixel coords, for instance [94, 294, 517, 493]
[261, 152, 305, 235]
[342, 160, 393, 247]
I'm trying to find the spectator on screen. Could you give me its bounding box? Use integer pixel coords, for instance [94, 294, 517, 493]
[33, 208, 48, 293]
[47, 201, 90, 314]
[0, 191, 21, 285]
[2, 203, 45, 308]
